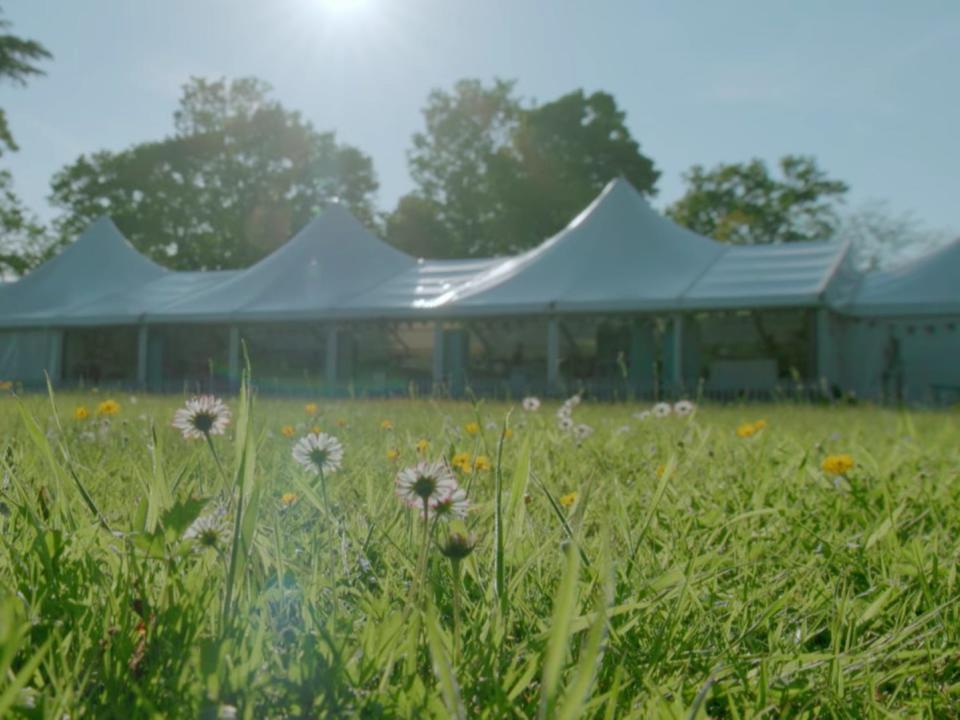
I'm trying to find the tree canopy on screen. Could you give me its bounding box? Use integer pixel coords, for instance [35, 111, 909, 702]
[667, 155, 848, 245]
[0, 9, 51, 156]
[50, 77, 379, 270]
[386, 79, 659, 258]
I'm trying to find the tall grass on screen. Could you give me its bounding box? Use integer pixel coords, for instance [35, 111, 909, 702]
[0, 386, 958, 717]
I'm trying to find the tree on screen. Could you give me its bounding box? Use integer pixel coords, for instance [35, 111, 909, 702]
[667, 156, 848, 245]
[50, 77, 379, 270]
[387, 80, 659, 258]
[0, 9, 52, 155]
[838, 200, 952, 271]
[0, 170, 50, 276]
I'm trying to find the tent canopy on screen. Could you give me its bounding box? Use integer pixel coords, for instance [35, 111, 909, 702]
[442, 178, 726, 314]
[840, 238, 960, 317]
[0, 217, 168, 328]
[148, 205, 417, 322]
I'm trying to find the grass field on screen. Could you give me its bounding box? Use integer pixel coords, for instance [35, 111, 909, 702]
[1, 382, 959, 718]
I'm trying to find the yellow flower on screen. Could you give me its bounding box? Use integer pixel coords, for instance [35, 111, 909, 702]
[73, 405, 89, 420]
[655, 464, 666, 478]
[451, 452, 471, 472]
[559, 491, 578, 508]
[386, 447, 400, 461]
[474, 454, 492, 472]
[281, 492, 298, 506]
[415, 438, 430, 454]
[311, 425, 322, 434]
[822, 454, 855, 476]
[304, 402, 319, 416]
[503, 427, 514, 439]
[736, 422, 757, 438]
[96, 399, 120, 416]
[336, 418, 348, 428]
[754, 419, 767, 430]
[281, 424, 296, 439]
[465, 421, 480, 435]
[380, 419, 394, 431]
[0, 380, 12, 391]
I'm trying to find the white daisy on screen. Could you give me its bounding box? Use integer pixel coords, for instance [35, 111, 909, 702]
[425, 486, 469, 520]
[558, 416, 574, 431]
[183, 506, 230, 550]
[292, 433, 344, 475]
[172, 395, 231, 439]
[573, 423, 594, 441]
[673, 400, 695, 417]
[566, 394, 582, 408]
[615, 425, 631, 434]
[652, 402, 672, 419]
[395, 460, 458, 512]
[633, 411, 652, 421]
[556, 405, 572, 421]
[522, 396, 541, 412]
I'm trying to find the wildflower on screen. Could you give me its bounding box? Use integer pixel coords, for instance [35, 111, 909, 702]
[822, 454, 855, 476]
[473, 454, 492, 472]
[96, 399, 121, 416]
[311, 425, 322, 434]
[573, 423, 594, 441]
[656, 464, 666, 478]
[559, 491, 578, 508]
[415, 438, 430, 454]
[73, 406, 89, 421]
[304, 402, 319, 416]
[281, 424, 296, 439]
[558, 416, 574, 432]
[183, 507, 230, 550]
[522, 396, 541, 412]
[754, 419, 767, 430]
[395, 460, 458, 512]
[336, 418, 348, 428]
[0, 380, 12, 392]
[465, 421, 480, 435]
[428, 486, 469, 520]
[504, 427, 514, 439]
[292, 433, 344, 475]
[386, 447, 401, 461]
[736, 422, 757, 438]
[380, 419, 394, 431]
[652, 402, 671, 419]
[440, 531, 477, 560]
[616, 425, 631, 434]
[280, 492, 298, 507]
[633, 411, 651, 421]
[673, 400, 695, 417]
[566, 394, 582, 408]
[451, 451, 471, 472]
[556, 405, 572, 421]
[171, 395, 230, 439]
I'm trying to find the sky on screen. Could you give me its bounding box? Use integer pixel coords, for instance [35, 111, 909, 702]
[3, 0, 959, 237]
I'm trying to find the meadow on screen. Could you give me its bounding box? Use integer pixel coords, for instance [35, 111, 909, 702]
[0, 381, 958, 718]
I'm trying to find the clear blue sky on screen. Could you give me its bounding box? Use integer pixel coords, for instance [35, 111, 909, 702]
[3, 0, 958, 235]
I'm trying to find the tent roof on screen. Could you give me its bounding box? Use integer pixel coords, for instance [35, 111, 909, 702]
[682, 240, 852, 310]
[442, 178, 726, 314]
[147, 205, 416, 322]
[840, 238, 960, 317]
[0, 217, 168, 328]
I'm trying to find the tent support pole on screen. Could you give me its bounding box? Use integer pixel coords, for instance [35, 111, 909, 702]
[671, 314, 684, 394]
[47, 330, 63, 386]
[136, 325, 148, 389]
[228, 326, 240, 389]
[325, 325, 338, 388]
[547, 316, 560, 392]
[432, 322, 444, 391]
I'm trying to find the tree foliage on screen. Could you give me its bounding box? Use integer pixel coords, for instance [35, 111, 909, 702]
[0, 170, 49, 276]
[838, 200, 953, 272]
[387, 79, 659, 257]
[49, 77, 379, 270]
[0, 9, 52, 156]
[667, 156, 848, 245]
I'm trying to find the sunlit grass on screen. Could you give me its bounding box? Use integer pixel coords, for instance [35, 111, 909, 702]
[1, 387, 959, 716]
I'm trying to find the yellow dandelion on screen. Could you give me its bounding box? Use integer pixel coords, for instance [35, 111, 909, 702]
[0, 380, 12, 391]
[503, 427, 514, 439]
[559, 491, 578, 508]
[415, 438, 430, 454]
[822, 454, 855, 476]
[336, 418, 348, 428]
[380, 419, 394, 431]
[304, 402, 319, 416]
[280, 492, 298, 506]
[754, 419, 767, 430]
[281, 424, 296, 439]
[465, 421, 480, 435]
[386, 447, 400, 461]
[451, 451, 471, 473]
[73, 405, 89, 420]
[474, 454, 492, 472]
[96, 399, 120, 416]
[736, 422, 757, 438]
[311, 425, 322, 434]
[655, 464, 666, 478]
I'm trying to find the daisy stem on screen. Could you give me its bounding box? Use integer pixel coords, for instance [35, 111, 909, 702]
[451, 557, 463, 664]
[318, 467, 329, 514]
[415, 498, 431, 604]
[204, 432, 230, 496]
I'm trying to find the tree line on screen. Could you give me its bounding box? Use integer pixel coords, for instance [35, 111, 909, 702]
[0, 10, 948, 277]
